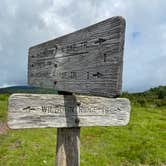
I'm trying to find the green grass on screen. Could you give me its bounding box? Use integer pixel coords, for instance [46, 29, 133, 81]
[0, 94, 9, 122]
[0, 94, 166, 166]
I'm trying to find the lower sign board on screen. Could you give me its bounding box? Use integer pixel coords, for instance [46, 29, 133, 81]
[28, 16, 126, 97]
[8, 94, 130, 129]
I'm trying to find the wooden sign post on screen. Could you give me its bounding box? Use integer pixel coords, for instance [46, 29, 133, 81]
[8, 93, 130, 165]
[8, 16, 130, 166]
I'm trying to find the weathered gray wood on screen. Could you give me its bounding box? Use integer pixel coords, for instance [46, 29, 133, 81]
[8, 93, 130, 129]
[28, 16, 126, 97]
[56, 128, 80, 166]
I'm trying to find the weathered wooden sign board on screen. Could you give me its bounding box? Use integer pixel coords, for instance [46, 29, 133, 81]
[28, 16, 125, 97]
[8, 16, 129, 166]
[8, 93, 130, 129]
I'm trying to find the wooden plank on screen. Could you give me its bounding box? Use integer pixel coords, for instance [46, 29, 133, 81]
[8, 93, 131, 129]
[28, 16, 126, 97]
[56, 128, 80, 166]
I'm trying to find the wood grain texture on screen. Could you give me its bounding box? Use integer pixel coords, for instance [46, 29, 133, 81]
[8, 93, 131, 129]
[28, 16, 126, 97]
[56, 128, 80, 166]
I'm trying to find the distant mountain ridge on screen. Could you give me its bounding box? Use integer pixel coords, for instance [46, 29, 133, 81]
[0, 85, 166, 97]
[0, 85, 58, 94]
[0, 85, 166, 107]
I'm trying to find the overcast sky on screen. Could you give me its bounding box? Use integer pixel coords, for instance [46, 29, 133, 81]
[0, 0, 165, 92]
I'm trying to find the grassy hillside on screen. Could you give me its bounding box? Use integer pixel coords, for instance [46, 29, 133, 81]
[122, 85, 166, 107]
[0, 86, 166, 166]
[0, 94, 9, 122]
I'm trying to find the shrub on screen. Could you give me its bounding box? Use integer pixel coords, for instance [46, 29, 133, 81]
[158, 90, 165, 99]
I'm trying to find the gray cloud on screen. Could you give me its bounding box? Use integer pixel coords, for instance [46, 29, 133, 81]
[0, 0, 165, 92]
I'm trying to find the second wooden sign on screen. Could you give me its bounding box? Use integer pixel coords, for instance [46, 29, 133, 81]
[8, 93, 130, 129]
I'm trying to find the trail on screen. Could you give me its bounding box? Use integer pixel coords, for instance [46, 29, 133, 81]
[0, 122, 9, 134]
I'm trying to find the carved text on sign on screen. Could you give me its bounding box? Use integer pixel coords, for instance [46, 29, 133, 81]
[21, 105, 123, 115]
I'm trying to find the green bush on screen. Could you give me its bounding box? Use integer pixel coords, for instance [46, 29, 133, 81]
[158, 90, 165, 99]
[137, 98, 147, 107]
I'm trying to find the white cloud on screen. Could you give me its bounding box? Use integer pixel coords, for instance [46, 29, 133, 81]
[40, 9, 75, 37]
[0, 43, 2, 52]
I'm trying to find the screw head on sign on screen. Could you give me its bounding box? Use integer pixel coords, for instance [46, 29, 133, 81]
[75, 118, 80, 124]
[77, 102, 81, 106]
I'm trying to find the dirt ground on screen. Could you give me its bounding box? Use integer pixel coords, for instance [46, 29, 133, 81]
[0, 122, 9, 134]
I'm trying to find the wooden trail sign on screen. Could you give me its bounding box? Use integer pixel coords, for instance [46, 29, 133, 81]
[8, 16, 129, 166]
[8, 93, 130, 129]
[28, 16, 126, 97]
